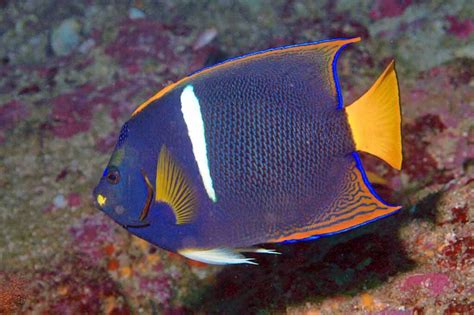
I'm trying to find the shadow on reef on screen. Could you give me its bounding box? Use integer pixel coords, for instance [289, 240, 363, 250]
[186, 192, 444, 314]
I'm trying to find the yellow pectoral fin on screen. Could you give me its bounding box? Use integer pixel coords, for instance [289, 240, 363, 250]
[155, 145, 197, 224]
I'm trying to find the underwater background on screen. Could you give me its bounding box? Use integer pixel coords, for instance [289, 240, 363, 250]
[0, 0, 472, 314]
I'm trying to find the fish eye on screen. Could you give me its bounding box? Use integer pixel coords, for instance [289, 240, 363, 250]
[106, 167, 120, 185]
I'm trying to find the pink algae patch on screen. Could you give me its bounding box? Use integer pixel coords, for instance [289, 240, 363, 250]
[370, 0, 412, 20]
[67, 192, 82, 207]
[402, 114, 454, 184]
[446, 16, 474, 39]
[0, 100, 28, 143]
[0, 100, 28, 129]
[49, 78, 156, 139]
[374, 309, 411, 315]
[50, 84, 96, 138]
[68, 214, 119, 263]
[138, 276, 172, 305]
[401, 273, 451, 297]
[29, 255, 129, 314]
[105, 19, 177, 69]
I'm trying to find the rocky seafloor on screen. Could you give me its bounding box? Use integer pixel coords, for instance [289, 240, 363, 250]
[0, 0, 473, 314]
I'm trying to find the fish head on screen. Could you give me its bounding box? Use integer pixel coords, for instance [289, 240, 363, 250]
[93, 123, 153, 228]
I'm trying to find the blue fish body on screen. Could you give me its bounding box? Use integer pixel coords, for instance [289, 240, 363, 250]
[94, 37, 403, 265]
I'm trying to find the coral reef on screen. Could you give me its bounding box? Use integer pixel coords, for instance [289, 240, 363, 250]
[0, 0, 472, 313]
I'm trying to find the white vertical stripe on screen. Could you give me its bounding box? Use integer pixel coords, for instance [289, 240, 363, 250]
[180, 85, 217, 202]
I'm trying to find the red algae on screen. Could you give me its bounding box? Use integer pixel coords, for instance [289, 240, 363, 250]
[105, 19, 179, 70]
[138, 276, 172, 305]
[67, 192, 82, 208]
[401, 273, 451, 297]
[49, 76, 161, 139]
[50, 84, 96, 138]
[107, 258, 120, 271]
[403, 114, 453, 184]
[68, 214, 121, 264]
[370, 0, 412, 20]
[28, 256, 130, 314]
[438, 236, 474, 270]
[103, 243, 115, 256]
[444, 301, 474, 314]
[449, 206, 469, 224]
[446, 16, 474, 39]
[0, 273, 27, 313]
[0, 100, 28, 142]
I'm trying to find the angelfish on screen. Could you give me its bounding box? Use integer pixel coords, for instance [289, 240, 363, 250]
[93, 37, 403, 265]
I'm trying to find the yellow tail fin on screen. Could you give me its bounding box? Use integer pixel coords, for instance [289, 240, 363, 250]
[345, 60, 402, 170]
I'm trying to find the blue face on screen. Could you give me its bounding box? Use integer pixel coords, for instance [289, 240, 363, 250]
[93, 143, 152, 228]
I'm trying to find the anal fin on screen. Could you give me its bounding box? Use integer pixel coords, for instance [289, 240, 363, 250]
[269, 156, 401, 243]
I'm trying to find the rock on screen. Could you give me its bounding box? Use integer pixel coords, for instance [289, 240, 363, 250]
[53, 194, 67, 208]
[128, 7, 145, 20]
[193, 28, 218, 51]
[78, 38, 95, 54]
[401, 273, 451, 297]
[51, 18, 81, 56]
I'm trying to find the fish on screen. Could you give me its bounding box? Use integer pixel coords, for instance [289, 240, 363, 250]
[93, 37, 403, 265]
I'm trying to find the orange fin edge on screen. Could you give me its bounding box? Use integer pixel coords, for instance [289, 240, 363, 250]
[268, 153, 400, 244]
[131, 37, 362, 116]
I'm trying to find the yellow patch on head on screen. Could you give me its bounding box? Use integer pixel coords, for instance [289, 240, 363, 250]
[97, 194, 107, 207]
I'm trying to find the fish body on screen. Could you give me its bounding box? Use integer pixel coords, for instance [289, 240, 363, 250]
[94, 37, 403, 265]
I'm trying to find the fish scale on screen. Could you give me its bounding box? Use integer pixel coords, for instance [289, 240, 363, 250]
[193, 71, 354, 242]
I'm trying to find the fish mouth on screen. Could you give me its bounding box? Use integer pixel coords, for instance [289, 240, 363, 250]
[124, 218, 150, 228]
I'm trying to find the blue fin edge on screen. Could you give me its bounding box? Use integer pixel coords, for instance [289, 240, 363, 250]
[278, 152, 401, 244]
[189, 37, 359, 83]
[351, 152, 398, 208]
[332, 42, 353, 110]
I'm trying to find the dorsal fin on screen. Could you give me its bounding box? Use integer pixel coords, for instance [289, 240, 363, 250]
[131, 37, 361, 116]
[155, 145, 198, 224]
